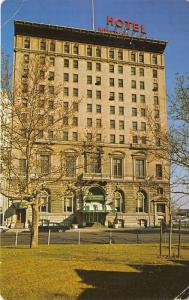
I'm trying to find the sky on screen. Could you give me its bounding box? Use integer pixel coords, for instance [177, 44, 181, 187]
[1, 0, 189, 208]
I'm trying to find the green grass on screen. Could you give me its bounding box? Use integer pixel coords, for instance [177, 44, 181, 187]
[1, 244, 189, 300]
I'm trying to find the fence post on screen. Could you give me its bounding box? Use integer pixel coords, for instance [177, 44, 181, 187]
[109, 230, 112, 244]
[178, 220, 181, 258]
[48, 229, 51, 245]
[159, 220, 163, 257]
[15, 230, 18, 247]
[78, 229, 80, 245]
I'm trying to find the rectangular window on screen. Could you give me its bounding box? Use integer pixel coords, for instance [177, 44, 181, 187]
[64, 44, 70, 53]
[64, 59, 69, 67]
[118, 79, 123, 87]
[154, 96, 159, 105]
[141, 122, 146, 131]
[132, 107, 137, 116]
[87, 118, 92, 127]
[155, 109, 160, 118]
[95, 76, 101, 85]
[64, 73, 69, 81]
[141, 136, 146, 144]
[87, 61, 92, 70]
[73, 45, 79, 54]
[110, 134, 115, 144]
[87, 104, 92, 112]
[139, 53, 144, 63]
[73, 74, 78, 82]
[141, 108, 146, 117]
[72, 132, 78, 141]
[118, 50, 123, 60]
[131, 80, 136, 89]
[96, 105, 101, 113]
[109, 92, 115, 101]
[87, 89, 92, 98]
[131, 52, 136, 62]
[19, 159, 27, 175]
[40, 155, 50, 174]
[48, 71, 54, 81]
[109, 78, 114, 87]
[96, 90, 101, 99]
[96, 119, 101, 128]
[96, 63, 101, 71]
[119, 135, 125, 144]
[110, 120, 115, 129]
[66, 157, 76, 176]
[153, 69, 158, 78]
[64, 87, 69, 96]
[50, 41, 55, 52]
[118, 65, 123, 74]
[39, 70, 45, 80]
[73, 102, 78, 112]
[48, 100, 54, 109]
[109, 50, 114, 59]
[132, 121, 138, 130]
[87, 153, 101, 173]
[49, 86, 54, 94]
[132, 94, 137, 103]
[133, 136, 138, 144]
[73, 117, 78, 126]
[63, 131, 68, 141]
[63, 116, 68, 125]
[96, 48, 101, 57]
[110, 106, 115, 114]
[131, 67, 136, 75]
[40, 40, 46, 51]
[119, 106, 124, 115]
[119, 120, 124, 130]
[73, 88, 78, 97]
[24, 54, 29, 63]
[24, 39, 30, 49]
[113, 158, 123, 177]
[87, 133, 92, 141]
[48, 130, 53, 139]
[109, 64, 114, 73]
[156, 164, 163, 179]
[40, 56, 45, 65]
[152, 55, 157, 65]
[136, 159, 145, 177]
[140, 81, 145, 90]
[87, 47, 92, 56]
[157, 204, 165, 213]
[22, 68, 29, 79]
[153, 83, 158, 91]
[22, 83, 28, 93]
[48, 115, 54, 125]
[87, 75, 92, 84]
[119, 93, 124, 101]
[63, 102, 69, 110]
[73, 60, 78, 68]
[96, 134, 102, 142]
[140, 95, 145, 103]
[139, 68, 144, 76]
[49, 57, 55, 66]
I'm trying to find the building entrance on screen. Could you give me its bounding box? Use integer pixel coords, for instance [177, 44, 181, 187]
[16, 209, 26, 228]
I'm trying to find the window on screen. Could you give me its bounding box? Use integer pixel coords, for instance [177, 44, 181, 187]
[109, 50, 114, 59]
[19, 159, 27, 175]
[73, 88, 78, 97]
[87, 75, 92, 84]
[22, 83, 28, 93]
[140, 95, 145, 103]
[39, 70, 45, 80]
[155, 123, 161, 132]
[64, 44, 70, 53]
[139, 68, 144, 76]
[49, 57, 55, 66]
[132, 107, 137, 116]
[87, 133, 92, 140]
[96, 90, 101, 99]
[132, 94, 137, 103]
[139, 53, 144, 63]
[48, 100, 54, 109]
[63, 116, 68, 125]
[113, 158, 123, 177]
[24, 38, 30, 49]
[49, 86, 54, 94]
[113, 191, 124, 212]
[96, 63, 101, 71]
[141, 136, 147, 144]
[119, 93, 124, 101]
[48, 130, 53, 139]
[73, 45, 79, 54]
[133, 136, 138, 144]
[87, 89, 92, 98]
[156, 164, 162, 179]
[73, 74, 78, 82]
[136, 159, 145, 177]
[24, 54, 29, 63]
[118, 65, 123, 74]
[131, 67, 136, 75]
[48, 71, 54, 81]
[73, 117, 78, 126]
[48, 115, 54, 125]
[157, 204, 165, 213]
[155, 109, 160, 118]
[96, 134, 101, 142]
[95, 76, 101, 85]
[118, 79, 123, 87]
[73, 102, 78, 112]
[141, 122, 146, 131]
[64, 73, 69, 81]
[22, 69, 29, 78]
[87, 61, 92, 70]
[73, 60, 78, 68]
[40, 40, 46, 51]
[141, 108, 146, 117]
[156, 137, 161, 146]
[109, 92, 115, 101]
[131, 80, 136, 89]
[66, 157, 76, 177]
[63, 102, 69, 110]
[152, 55, 157, 65]
[110, 106, 115, 114]
[153, 83, 158, 91]
[96, 105, 101, 113]
[110, 120, 115, 129]
[72, 132, 78, 141]
[87, 153, 101, 173]
[64, 59, 69, 67]
[131, 52, 136, 62]
[157, 187, 164, 195]
[96, 48, 101, 57]
[64, 196, 73, 212]
[50, 41, 55, 51]
[109, 64, 114, 73]
[40, 56, 45, 65]
[136, 191, 147, 213]
[109, 78, 114, 87]
[154, 96, 159, 105]
[118, 50, 123, 60]
[140, 81, 145, 90]
[64, 87, 69, 96]
[63, 131, 68, 141]
[132, 121, 138, 130]
[119, 106, 124, 115]
[119, 120, 124, 130]
[119, 135, 125, 144]
[40, 155, 50, 174]
[110, 134, 115, 144]
[87, 104, 92, 112]
[87, 118, 92, 127]
[96, 119, 101, 128]
[153, 69, 158, 78]
[87, 47, 92, 56]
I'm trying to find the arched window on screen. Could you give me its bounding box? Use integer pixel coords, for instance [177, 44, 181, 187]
[63, 193, 74, 213]
[136, 190, 148, 213]
[39, 191, 51, 213]
[113, 191, 125, 212]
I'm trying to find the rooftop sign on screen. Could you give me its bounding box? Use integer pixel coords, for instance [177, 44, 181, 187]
[98, 16, 146, 36]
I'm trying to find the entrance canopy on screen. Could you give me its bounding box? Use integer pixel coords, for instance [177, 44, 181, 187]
[84, 195, 104, 202]
[81, 202, 117, 213]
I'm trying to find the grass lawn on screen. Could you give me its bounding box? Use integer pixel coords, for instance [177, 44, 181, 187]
[1, 244, 189, 300]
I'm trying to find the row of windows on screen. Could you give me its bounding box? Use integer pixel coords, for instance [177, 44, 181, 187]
[23, 38, 159, 64]
[19, 155, 163, 180]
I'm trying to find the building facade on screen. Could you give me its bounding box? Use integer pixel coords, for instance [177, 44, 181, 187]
[9, 20, 170, 228]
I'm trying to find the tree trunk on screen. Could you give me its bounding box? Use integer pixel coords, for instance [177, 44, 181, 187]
[30, 197, 39, 248]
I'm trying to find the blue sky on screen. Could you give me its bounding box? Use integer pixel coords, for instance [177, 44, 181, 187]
[2, 0, 189, 96]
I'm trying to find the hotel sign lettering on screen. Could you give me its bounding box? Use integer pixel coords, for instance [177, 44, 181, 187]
[98, 16, 146, 36]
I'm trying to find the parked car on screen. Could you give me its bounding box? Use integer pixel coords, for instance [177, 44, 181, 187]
[0, 225, 9, 233]
[38, 222, 70, 232]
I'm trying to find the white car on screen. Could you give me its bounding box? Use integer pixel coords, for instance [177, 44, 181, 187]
[0, 225, 9, 233]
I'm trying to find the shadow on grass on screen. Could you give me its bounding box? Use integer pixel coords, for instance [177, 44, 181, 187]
[76, 260, 189, 300]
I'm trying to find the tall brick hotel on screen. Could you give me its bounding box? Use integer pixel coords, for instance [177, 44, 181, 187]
[10, 17, 169, 228]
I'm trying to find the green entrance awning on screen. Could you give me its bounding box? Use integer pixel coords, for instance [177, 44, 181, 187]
[84, 195, 104, 201]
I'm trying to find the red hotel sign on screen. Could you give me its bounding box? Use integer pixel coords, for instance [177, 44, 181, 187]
[98, 16, 146, 36]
